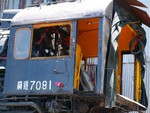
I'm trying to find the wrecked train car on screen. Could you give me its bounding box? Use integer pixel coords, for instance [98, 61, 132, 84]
[0, 0, 150, 113]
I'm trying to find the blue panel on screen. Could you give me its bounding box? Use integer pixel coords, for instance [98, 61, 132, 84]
[96, 17, 104, 94]
[3, 21, 77, 95]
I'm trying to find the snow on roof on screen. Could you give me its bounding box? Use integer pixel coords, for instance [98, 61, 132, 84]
[3, 9, 22, 14]
[12, 0, 112, 25]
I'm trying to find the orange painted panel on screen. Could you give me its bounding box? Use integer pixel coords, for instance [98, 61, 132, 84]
[118, 25, 137, 52]
[77, 18, 99, 58]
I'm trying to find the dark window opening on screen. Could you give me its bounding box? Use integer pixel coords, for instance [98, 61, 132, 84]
[32, 24, 71, 58]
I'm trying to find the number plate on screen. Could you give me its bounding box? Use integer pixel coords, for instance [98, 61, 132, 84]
[17, 80, 52, 91]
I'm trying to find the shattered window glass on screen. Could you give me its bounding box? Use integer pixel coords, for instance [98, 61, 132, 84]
[32, 24, 71, 57]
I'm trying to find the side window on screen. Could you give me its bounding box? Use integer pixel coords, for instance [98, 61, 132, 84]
[32, 24, 71, 58]
[14, 28, 31, 59]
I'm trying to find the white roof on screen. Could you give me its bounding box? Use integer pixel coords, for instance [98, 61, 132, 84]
[0, 30, 10, 35]
[3, 9, 22, 14]
[12, 0, 112, 25]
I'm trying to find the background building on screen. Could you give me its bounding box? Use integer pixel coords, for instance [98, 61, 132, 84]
[0, 0, 46, 13]
[0, 0, 150, 112]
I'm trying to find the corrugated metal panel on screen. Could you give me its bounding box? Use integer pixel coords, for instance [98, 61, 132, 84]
[144, 63, 150, 113]
[122, 55, 134, 100]
[126, 62, 150, 113]
[139, 0, 150, 113]
[140, 0, 150, 61]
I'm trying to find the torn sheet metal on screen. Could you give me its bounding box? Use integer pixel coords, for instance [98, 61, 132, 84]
[115, 0, 150, 27]
[105, 1, 148, 108]
[120, 0, 147, 8]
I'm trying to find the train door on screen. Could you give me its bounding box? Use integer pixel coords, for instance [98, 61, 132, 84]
[74, 17, 100, 92]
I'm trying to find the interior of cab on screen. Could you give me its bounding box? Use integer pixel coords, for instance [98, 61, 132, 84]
[12, 15, 146, 102]
[74, 17, 99, 91]
[30, 18, 145, 102]
[75, 17, 146, 109]
[32, 24, 71, 58]
[31, 18, 99, 91]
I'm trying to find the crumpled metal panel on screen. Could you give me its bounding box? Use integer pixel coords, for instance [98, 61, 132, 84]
[122, 0, 147, 8]
[115, 0, 150, 27]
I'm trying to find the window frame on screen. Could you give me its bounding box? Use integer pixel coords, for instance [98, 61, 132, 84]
[14, 28, 31, 60]
[30, 21, 73, 60]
